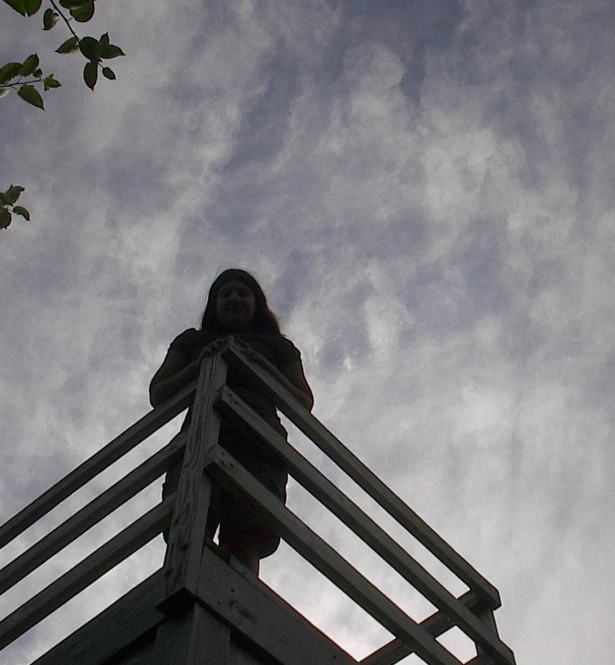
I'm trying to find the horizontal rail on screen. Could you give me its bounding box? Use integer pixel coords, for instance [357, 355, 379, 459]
[216, 388, 514, 665]
[30, 571, 164, 665]
[0, 435, 185, 596]
[207, 446, 464, 665]
[222, 344, 501, 610]
[0, 498, 173, 650]
[360, 590, 482, 665]
[0, 379, 195, 550]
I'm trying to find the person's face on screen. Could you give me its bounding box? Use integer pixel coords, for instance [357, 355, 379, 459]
[215, 279, 256, 331]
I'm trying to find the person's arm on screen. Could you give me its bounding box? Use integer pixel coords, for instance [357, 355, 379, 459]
[149, 350, 200, 407]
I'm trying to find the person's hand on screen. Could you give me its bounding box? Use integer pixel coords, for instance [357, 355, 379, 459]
[197, 337, 229, 360]
[235, 338, 271, 370]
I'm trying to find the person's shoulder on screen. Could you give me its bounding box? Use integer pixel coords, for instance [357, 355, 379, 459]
[278, 335, 302, 363]
[169, 328, 205, 355]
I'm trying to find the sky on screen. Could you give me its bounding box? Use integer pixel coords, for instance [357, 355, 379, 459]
[1, 0, 614, 663]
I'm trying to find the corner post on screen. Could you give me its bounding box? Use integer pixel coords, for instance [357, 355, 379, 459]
[158, 344, 228, 613]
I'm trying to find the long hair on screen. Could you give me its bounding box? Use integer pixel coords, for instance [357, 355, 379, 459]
[200, 269, 282, 335]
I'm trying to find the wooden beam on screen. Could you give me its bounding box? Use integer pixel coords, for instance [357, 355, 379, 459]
[359, 590, 481, 665]
[158, 352, 227, 613]
[0, 498, 173, 650]
[0, 435, 185, 596]
[216, 388, 514, 665]
[155, 601, 231, 665]
[30, 571, 165, 665]
[221, 344, 501, 611]
[207, 447, 464, 665]
[0, 379, 196, 549]
[197, 545, 358, 665]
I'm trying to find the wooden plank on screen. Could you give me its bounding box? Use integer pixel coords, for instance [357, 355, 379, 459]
[0, 379, 196, 550]
[31, 571, 165, 665]
[0, 498, 173, 650]
[221, 343, 501, 610]
[196, 545, 358, 665]
[0, 435, 185, 596]
[216, 389, 514, 665]
[158, 352, 227, 613]
[155, 601, 230, 665]
[359, 591, 481, 665]
[207, 448, 464, 665]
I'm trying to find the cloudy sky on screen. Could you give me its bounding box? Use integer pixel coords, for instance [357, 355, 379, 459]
[2, 0, 614, 663]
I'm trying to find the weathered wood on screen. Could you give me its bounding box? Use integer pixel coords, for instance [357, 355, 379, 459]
[155, 601, 231, 665]
[0, 498, 173, 650]
[0, 435, 185, 596]
[359, 591, 482, 665]
[221, 344, 501, 611]
[196, 545, 358, 665]
[216, 388, 514, 665]
[158, 352, 227, 613]
[0, 379, 196, 550]
[31, 571, 165, 665]
[207, 447, 464, 665]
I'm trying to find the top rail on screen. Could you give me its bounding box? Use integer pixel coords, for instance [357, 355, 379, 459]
[221, 343, 501, 609]
[0, 378, 197, 550]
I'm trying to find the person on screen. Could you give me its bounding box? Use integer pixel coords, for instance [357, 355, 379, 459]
[149, 269, 314, 576]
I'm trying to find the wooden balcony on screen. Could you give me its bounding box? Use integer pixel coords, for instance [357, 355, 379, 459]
[0, 338, 516, 665]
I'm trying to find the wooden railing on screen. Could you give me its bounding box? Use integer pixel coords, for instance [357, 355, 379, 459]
[0, 337, 515, 665]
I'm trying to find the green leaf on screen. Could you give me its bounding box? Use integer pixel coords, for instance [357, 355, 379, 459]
[33, 68, 42, 78]
[2, 0, 26, 17]
[0, 192, 11, 205]
[23, 0, 41, 15]
[71, 0, 94, 22]
[56, 37, 79, 54]
[79, 36, 100, 61]
[13, 205, 31, 221]
[18, 84, 44, 109]
[0, 62, 22, 84]
[4, 186, 25, 204]
[101, 66, 115, 80]
[20, 54, 39, 77]
[0, 207, 12, 230]
[100, 32, 109, 47]
[83, 61, 97, 90]
[43, 8, 59, 30]
[43, 75, 61, 90]
[99, 43, 125, 59]
[59, 0, 88, 7]
[4, 185, 24, 204]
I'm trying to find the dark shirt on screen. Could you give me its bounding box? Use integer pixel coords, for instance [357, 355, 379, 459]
[169, 328, 301, 435]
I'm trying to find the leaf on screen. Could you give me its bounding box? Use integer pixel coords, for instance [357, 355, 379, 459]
[0, 62, 22, 84]
[100, 32, 109, 47]
[19, 54, 39, 77]
[23, 0, 41, 15]
[102, 66, 115, 80]
[13, 206, 31, 221]
[18, 84, 44, 109]
[43, 8, 59, 30]
[0, 192, 10, 205]
[56, 37, 79, 54]
[0, 207, 12, 230]
[59, 0, 88, 7]
[33, 68, 42, 78]
[4, 185, 25, 204]
[99, 43, 125, 59]
[43, 75, 61, 90]
[83, 61, 97, 90]
[2, 0, 26, 17]
[71, 0, 94, 23]
[79, 36, 100, 61]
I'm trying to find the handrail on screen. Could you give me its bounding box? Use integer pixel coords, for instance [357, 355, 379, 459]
[0, 378, 196, 550]
[0, 337, 514, 665]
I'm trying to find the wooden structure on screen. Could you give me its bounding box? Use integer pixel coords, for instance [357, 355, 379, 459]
[0, 338, 516, 665]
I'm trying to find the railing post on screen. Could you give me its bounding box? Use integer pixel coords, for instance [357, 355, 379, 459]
[157, 346, 228, 614]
